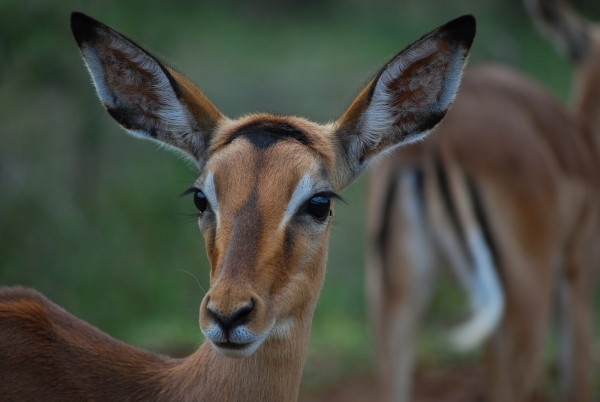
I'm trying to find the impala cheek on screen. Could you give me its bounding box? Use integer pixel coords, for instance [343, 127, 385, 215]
[269, 317, 294, 340]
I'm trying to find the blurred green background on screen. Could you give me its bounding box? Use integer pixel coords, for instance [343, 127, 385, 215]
[1, 0, 599, 395]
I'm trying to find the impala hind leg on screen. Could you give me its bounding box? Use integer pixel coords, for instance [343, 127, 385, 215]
[485, 255, 556, 402]
[561, 276, 595, 402]
[373, 263, 436, 402]
[556, 274, 593, 402]
[368, 168, 436, 402]
[557, 208, 599, 402]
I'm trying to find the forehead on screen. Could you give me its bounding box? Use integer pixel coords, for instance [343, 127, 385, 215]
[210, 115, 335, 165]
[203, 119, 330, 210]
[224, 120, 314, 150]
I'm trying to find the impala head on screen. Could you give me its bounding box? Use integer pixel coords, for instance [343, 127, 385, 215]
[523, 0, 592, 62]
[524, 0, 600, 139]
[70, 12, 475, 358]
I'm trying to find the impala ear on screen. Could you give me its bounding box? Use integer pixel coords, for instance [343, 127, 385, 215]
[331, 15, 476, 189]
[70, 12, 224, 167]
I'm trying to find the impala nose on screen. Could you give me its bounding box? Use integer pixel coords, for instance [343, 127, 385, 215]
[207, 301, 254, 331]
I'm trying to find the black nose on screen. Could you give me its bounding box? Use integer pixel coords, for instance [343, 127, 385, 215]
[207, 302, 253, 331]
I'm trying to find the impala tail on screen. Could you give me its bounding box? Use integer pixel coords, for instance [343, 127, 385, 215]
[440, 170, 505, 351]
[525, 0, 600, 150]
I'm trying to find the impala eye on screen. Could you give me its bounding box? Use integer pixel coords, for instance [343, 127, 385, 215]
[194, 189, 208, 213]
[306, 195, 331, 221]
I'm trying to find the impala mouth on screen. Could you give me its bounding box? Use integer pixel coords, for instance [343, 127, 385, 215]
[214, 341, 252, 350]
[202, 320, 272, 358]
[211, 339, 261, 358]
[204, 326, 271, 358]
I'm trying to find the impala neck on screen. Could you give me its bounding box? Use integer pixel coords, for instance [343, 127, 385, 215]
[182, 324, 310, 402]
[167, 309, 313, 402]
[164, 267, 326, 402]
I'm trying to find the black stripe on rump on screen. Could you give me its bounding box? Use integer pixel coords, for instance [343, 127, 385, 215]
[375, 168, 426, 288]
[434, 156, 471, 264]
[465, 175, 500, 271]
[375, 171, 398, 287]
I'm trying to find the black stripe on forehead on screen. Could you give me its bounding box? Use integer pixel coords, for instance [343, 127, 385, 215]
[226, 121, 313, 150]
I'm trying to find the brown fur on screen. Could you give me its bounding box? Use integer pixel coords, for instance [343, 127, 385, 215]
[368, 14, 600, 402]
[0, 12, 474, 402]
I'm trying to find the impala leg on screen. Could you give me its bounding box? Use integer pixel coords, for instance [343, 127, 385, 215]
[556, 274, 593, 402]
[485, 255, 555, 402]
[376, 256, 436, 402]
[556, 275, 575, 398]
[370, 264, 434, 402]
[558, 209, 599, 402]
[368, 169, 436, 402]
[564, 276, 594, 402]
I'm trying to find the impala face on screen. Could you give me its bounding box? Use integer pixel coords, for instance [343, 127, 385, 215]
[71, 12, 475, 359]
[194, 117, 338, 357]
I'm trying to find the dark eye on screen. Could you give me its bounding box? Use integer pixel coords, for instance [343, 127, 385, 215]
[194, 189, 208, 213]
[306, 195, 331, 221]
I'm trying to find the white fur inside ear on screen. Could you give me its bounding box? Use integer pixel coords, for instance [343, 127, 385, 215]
[438, 45, 466, 111]
[80, 32, 197, 143]
[361, 39, 466, 148]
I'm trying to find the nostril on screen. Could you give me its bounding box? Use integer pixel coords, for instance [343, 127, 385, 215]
[206, 305, 225, 327]
[229, 301, 253, 329]
[207, 301, 254, 331]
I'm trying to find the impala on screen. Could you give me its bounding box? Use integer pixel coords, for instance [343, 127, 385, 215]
[367, 0, 600, 401]
[0, 11, 475, 402]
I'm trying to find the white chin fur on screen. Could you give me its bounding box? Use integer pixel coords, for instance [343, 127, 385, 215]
[211, 339, 263, 358]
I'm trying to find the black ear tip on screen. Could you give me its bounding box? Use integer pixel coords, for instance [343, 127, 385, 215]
[70, 11, 102, 47]
[442, 14, 477, 50]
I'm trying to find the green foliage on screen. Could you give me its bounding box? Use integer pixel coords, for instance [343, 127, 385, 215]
[1, 0, 598, 392]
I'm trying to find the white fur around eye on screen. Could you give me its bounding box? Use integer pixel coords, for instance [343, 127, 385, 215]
[203, 173, 219, 225]
[279, 174, 313, 230]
